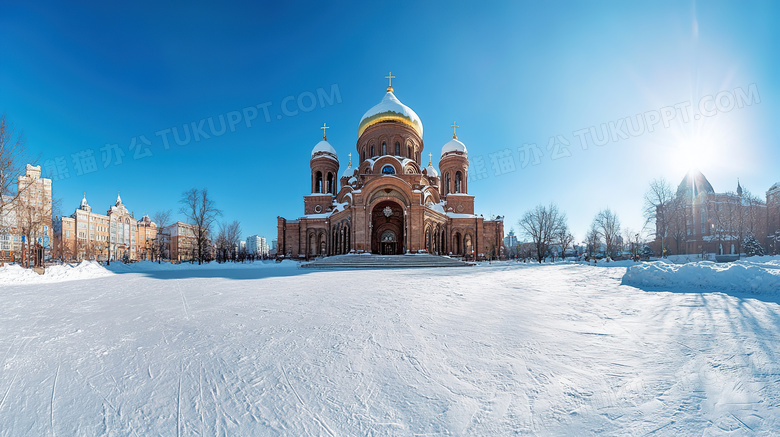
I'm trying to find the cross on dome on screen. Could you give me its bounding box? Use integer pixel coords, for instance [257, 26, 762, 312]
[451, 122, 459, 139]
[385, 71, 396, 92]
[348, 152, 352, 166]
[428, 152, 433, 166]
[320, 122, 329, 140]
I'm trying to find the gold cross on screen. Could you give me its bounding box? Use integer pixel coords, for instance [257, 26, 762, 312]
[428, 152, 433, 166]
[320, 122, 329, 140]
[348, 152, 352, 166]
[385, 71, 396, 92]
[451, 122, 459, 139]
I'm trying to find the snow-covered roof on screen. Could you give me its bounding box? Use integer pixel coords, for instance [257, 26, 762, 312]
[425, 164, 439, 178]
[341, 165, 354, 178]
[446, 212, 478, 219]
[311, 140, 338, 159]
[441, 138, 467, 157]
[358, 92, 423, 138]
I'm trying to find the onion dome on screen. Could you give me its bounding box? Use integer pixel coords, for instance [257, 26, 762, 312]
[311, 140, 337, 158]
[424, 153, 439, 177]
[441, 122, 467, 157]
[342, 153, 355, 178]
[358, 91, 423, 138]
[311, 123, 338, 159]
[441, 138, 467, 156]
[80, 193, 89, 209]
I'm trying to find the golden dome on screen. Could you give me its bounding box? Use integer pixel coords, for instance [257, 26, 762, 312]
[358, 91, 423, 138]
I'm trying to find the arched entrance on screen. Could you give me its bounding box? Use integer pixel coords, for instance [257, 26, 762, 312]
[371, 201, 404, 254]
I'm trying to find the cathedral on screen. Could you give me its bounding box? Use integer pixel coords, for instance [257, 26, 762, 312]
[277, 76, 505, 260]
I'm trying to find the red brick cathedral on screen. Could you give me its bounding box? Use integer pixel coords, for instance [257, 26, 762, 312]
[277, 77, 504, 260]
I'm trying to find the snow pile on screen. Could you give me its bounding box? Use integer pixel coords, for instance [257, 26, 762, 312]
[622, 259, 780, 294]
[0, 261, 113, 284]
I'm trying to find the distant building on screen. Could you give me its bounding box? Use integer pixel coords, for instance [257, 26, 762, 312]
[655, 171, 778, 255]
[504, 229, 518, 257]
[246, 235, 269, 257]
[1, 164, 53, 263]
[159, 221, 200, 262]
[57, 192, 156, 262]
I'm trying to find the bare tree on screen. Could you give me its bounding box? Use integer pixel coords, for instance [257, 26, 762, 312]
[215, 220, 242, 262]
[518, 203, 566, 263]
[152, 209, 172, 263]
[179, 188, 221, 265]
[592, 208, 621, 260]
[0, 115, 28, 235]
[556, 225, 575, 260]
[586, 224, 601, 259]
[15, 179, 52, 267]
[643, 178, 674, 256]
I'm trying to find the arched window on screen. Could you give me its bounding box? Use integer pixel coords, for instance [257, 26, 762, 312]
[362, 151, 366, 162]
[315, 171, 323, 193]
[408, 146, 412, 158]
[381, 165, 395, 175]
[371, 145, 375, 157]
[455, 171, 462, 193]
[395, 142, 400, 155]
[327, 172, 334, 194]
[444, 173, 451, 195]
[382, 142, 386, 155]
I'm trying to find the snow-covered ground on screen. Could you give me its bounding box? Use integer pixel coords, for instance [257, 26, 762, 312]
[1, 261, 779, 435]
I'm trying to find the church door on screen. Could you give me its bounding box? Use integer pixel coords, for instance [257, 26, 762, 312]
[371, 201, 404, 255]
[380, 230, 397, 255]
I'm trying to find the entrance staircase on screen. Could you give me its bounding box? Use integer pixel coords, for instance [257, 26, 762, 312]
[302, 253, 472, 269]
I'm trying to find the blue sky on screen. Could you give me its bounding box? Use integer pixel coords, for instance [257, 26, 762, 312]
[2, 1, 778, 242]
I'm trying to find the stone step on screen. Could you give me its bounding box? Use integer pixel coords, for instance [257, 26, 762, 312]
[302, 254, 472, 269]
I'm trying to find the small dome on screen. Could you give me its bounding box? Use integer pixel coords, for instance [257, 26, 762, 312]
[80, 194, 89, 209]
[311, 140, 337, 159]
[342, 163, 354, 178]
[358, 92, 423, 138]
[441, 138, 467, 157]
[425, 163, 439, 178]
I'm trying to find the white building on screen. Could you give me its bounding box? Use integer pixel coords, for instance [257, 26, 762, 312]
[246, 235, 269, 257]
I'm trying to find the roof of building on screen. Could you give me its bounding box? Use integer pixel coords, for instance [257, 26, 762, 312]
[358, 91, 423, 138]
[677, 169, 715, 198]
[311, 139, 337, 159]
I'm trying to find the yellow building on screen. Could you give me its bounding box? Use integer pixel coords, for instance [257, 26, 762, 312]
[58, 193, 156, 262]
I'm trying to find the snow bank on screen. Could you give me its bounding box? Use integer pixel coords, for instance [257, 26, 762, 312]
[622, 259, 780, 294]
[0, 261, 114, 284]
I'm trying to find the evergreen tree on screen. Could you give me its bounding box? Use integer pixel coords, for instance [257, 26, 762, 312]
[743, 234, 765, 257]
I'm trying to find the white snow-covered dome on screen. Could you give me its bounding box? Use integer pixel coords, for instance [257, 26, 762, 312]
[441, 138, 467, 157]
[342, 163, 354, 178]
[80, 194, 89, 209]
[425, 163, 439, 178]
[358, 92, 423, 138]
[311, 140, 337, 159]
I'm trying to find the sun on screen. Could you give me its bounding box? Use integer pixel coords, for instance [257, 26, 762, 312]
[673, 139, 711, 174]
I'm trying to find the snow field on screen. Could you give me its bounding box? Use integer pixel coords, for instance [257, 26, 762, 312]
[0, 262, 779, 435]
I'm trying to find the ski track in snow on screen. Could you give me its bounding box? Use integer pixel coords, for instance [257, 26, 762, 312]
[0, 262, 779, 435]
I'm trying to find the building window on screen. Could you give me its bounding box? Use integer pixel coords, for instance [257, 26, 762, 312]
[382, 142, 386, 155]
[381, 165, 395, 175]
[395, 142, 400, 155]
[370, 145, 375, 157]
[455, 171, 462, 193]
